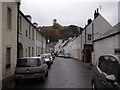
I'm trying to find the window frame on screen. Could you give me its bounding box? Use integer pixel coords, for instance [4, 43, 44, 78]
[7, 7, 12, 30]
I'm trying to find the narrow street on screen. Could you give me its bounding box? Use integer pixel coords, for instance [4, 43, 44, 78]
[4, 57, 93, 88]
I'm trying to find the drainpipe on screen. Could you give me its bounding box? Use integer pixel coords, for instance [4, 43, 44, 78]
[17, 2, 20, 62]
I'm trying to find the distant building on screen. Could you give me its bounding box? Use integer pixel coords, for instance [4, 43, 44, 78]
[0, 1, 20, 88]
[54, 39, 63, 54]
[62, 8, 112, 63]
[82, 9, 112, 63]
[18, 10, 46, 59]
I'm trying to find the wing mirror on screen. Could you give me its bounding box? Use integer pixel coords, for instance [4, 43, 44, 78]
[106, 75, 116, 83]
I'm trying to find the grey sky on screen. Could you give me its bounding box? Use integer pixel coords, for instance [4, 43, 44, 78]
[20, 0, 119, 27]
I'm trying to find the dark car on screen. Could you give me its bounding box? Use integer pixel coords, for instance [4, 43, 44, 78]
[14, 57, 48, 82]
[91, 54, 120, 89]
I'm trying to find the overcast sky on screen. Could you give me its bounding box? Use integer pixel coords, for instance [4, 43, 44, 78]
[20, 0, 119, 27]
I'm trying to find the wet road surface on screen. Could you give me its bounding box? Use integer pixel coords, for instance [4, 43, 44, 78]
[4, 57, 93, 88]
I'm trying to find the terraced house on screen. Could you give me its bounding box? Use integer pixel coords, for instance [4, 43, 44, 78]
[0, 0, 47, 88]
[0, 0, 20, 88]
[18, 11, 46, 60]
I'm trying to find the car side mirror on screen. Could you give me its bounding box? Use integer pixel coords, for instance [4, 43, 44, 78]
[106, 75, 116, 83]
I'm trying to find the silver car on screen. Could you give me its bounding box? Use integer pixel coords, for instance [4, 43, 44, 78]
[41, 53, 53, 68]
[14, 57, 48, 82]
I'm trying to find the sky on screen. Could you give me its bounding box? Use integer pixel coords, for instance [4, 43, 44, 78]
[20, 0, 119, 27]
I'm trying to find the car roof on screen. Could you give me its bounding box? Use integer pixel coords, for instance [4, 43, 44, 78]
[42, 53, 51, 55]
[99, 54, 120, 63]
[20, 57, 41, 59]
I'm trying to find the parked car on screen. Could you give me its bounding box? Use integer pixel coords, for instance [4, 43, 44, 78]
[91, 54, 120, 89]
[51, 53, 55, 60]
[14, 57, 48, 82]
[64, 53, 71, 58]
[58, 53, 64, 57]
[41, 53, 53, 68]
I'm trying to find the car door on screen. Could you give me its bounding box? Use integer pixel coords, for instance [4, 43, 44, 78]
[95, 56, 110, 88]
[105, 56, 120, 89]
[41, 58, 48, 72]
[99, 56, 119, 88]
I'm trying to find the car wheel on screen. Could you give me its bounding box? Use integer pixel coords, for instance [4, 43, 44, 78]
[41, 73, 45, 82]
[48, 64, 51, 69]
[45, 70, 48, 77]
[92, 80, 96, 90]
[14, 79, 19, 84]
[51, 61, 53, 64]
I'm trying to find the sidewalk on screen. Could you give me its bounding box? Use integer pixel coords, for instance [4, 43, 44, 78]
[72, 57, 93, 69]
[80, 61, 93, 70]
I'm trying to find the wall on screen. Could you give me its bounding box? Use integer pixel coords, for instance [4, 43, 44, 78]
[0, 1, 2, 89]
[93, 15, 112, 40]
[93, 34, 119, 65]
[2, 2, 18, 80]
[19, 12, 35, 57]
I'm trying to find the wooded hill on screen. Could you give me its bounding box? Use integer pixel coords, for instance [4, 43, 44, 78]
[40, 22, 83, 42]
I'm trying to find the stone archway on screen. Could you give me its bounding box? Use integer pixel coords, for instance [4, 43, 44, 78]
[18, 42, 23, 60]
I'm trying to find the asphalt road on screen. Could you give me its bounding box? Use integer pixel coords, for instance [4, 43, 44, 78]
[4, 57, 93, 88]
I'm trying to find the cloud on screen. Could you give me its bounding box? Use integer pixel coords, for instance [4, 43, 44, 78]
[20, 0, 118, 27]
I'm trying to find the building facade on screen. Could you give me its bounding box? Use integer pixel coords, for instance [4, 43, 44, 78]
[18, 11, 46, 60]
[0, 1, 20, 87]
[93, 22, 120, 65]
[82, 9, 112, 63]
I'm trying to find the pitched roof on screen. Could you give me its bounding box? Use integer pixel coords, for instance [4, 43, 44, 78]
[94, 22, 120, 42]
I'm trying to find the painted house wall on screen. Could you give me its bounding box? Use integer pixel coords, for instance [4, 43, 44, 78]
[0, 1, 2, 89]
[42, 37, 46, 53]
[71, 36, 81, 59]
[54, 39, 62, 53]
[19, 12, 35, 57]
[2, 2, 18, 80]
[93, 34, 119, 65]
[35, 29, 42, 56]
[93, 15, 112, 40]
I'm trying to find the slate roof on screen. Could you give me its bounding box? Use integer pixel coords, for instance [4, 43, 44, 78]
[94, 22, 120, 42]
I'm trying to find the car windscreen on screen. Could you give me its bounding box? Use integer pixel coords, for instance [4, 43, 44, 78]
[43, 55, 50, 58]
[17, 58, 41, 67]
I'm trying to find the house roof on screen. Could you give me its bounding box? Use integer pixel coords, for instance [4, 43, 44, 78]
[94, 22, 120, 42]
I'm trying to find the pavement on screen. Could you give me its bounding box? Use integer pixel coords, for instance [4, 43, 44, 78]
[71, 57, 93, 70]
[80, 61, 93, 70]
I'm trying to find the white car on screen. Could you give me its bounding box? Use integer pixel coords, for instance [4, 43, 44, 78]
[41, 53, 53, 68]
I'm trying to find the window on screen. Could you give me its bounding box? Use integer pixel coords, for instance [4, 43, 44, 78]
[26, 30, 28, 37]
[32, 28, 34, 40]
[7, 7, 12, 30]
[107, 57, 119, 78]
[88, 34, 92, 40]
[98, 56, 109, 73]
[26, 48, 27, 57]
[114, 48, 120, 55]
[17, 58, 41, 67]
[36, 31, 37, 40]
[29, 25, 31, 39]
[28, 47, 30, 57]
[36, 47, 37, 55]
[32, 47, 34, 56]
[19, 16, 22, 32]
[6, 47, 11, 69]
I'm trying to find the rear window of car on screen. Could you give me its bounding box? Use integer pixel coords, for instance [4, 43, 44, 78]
[17, 58, 41, 67]
[42, 55, 50, 58]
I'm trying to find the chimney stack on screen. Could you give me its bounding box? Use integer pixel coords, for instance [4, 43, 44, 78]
[94, 8, 99, 19]
[25, 15, 32, 22]
[87, 19, 92, 25]
[33, 22, 38, 28]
